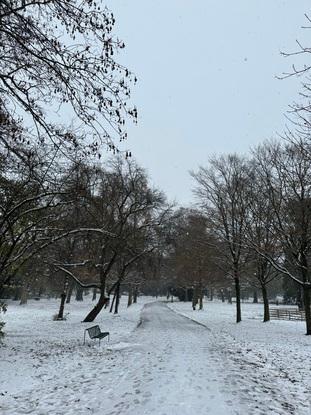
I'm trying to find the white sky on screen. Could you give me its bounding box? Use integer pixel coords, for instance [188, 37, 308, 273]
[104, 0, 311, 206]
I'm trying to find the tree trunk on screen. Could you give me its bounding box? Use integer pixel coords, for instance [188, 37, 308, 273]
[57, 293, 66, 320]
[303, 286, 311, 335]
[261, 284, 270, 322]
[56, 276, 69, 320]
[109, 292, 116, 313]
[127, 285, 133, 307]
[253, 290, 258, 304]
[37, 286, 43, 298]
[209, 287, 214, 301]
[75, 286, 83, 301]
[234, 276, 242, 323]
[92, 288, 97, 301]
[83, 290, 107, 322]
[227, 290, 232, 304]
[114, 282, 120, 314]
[297, 287, 304, 311]
[220, 289, 225, 303]
[19, 284, 28, 305]
[66, 281, 74, 304]
[13, 286, 21, 301]
[133, 286, 138, 303]
[199, 289, 203, 310]
[192, 286, 198, 310]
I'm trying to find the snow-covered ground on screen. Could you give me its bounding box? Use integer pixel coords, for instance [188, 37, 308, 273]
[1, 297, 310, 415]
[0, 295, 155, 414]
[168, 300, 311, 415]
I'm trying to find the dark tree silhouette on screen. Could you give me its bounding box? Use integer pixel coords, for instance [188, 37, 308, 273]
[0, 1, 137, 155]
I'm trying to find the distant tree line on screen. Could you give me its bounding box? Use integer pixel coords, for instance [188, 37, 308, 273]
[162, 139, 311, 335]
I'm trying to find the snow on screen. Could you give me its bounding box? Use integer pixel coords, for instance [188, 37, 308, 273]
[1, 296, 311, 415]
[0, 295, 154, 414]
[168, 300, 311, 415]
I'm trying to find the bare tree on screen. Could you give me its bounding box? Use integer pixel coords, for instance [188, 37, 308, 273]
[253, 139, 311, 334]
[191, 154, 250, 323]
[0, 132, 66, 297]
[169, 209, 217, 309]
[53, 158, 170, 322]
[0, 1, 137, 154]
[245, 162, 280, 322]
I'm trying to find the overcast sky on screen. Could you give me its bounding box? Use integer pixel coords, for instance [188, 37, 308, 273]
[104, 0, 310, 206]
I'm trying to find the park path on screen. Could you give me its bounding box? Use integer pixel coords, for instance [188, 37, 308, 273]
[101, 302, 236, 415]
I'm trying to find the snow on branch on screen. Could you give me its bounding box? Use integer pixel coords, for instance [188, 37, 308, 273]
[55, 265, 100, 289]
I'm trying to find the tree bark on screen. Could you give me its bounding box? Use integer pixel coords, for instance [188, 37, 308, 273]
[66, 281, 74, 304]
[114, 282, 120, 314]
[57, 293, 67, 320]
[19, 284, 28, 305]
[109, 292, 116, 313]
[261, 284, 270, 322]
[57, 276, 69, 320]
[303, 286, 311, 335]
[209, 287, 214, 301]
[234, 276, 242, 323]
[92, 288, 97, 301]
[83, 290, 107, 322]
[133, 286, 138, 303]
[199, 288, 204, 310]
[192, 286, 198, 310]
[75, 286, 83, 301]
[127, 285, 133, 307]
[13, 286, 21, 301]
[227, 290, 232, 304]
[297, 287, 304, 311]
[253, 290, 258, 303]
[37, 286, 43, 298]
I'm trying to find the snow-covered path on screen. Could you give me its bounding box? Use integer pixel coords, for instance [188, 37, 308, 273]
[1, 301, 236, 415]
[103, 302, 235, 415]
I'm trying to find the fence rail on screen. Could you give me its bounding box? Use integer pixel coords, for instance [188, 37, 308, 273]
[270, 308, 305, 321]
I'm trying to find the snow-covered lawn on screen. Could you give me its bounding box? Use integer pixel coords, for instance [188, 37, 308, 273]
[1, 297, 311, 415]
[0, 295, 154, 414]
[168, 300, 311, 415]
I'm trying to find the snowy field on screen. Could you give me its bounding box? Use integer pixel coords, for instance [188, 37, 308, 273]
[0, 295, 155, 415]
[0, 297, 310, 415]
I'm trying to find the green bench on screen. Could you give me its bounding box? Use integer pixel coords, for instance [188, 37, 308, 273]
[83, 325, 110, 345]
